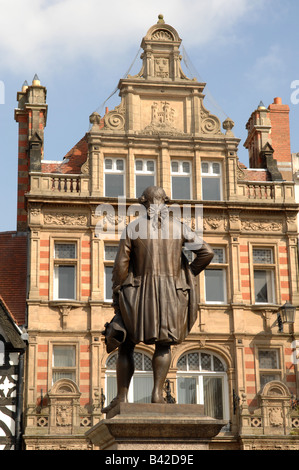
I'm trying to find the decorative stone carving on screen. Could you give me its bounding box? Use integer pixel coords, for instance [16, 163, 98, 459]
[141, 101, 183, 135]
[241, 220, 282, 232]
[151, 29, 174, 41]
[222, 117, 235, 136]
[200, 105, 221, 134]
[201, 116, 221, 134]
[44, 213, 88, 226]
[47, 379, 81, 435]
[237, 161, 247, 180]
[56, 405, 72, 427]
[103, 103, 125, 131]
[154, 57, 169, 78]
[81, 157, 89, 175]
[203, 216, 228, 232]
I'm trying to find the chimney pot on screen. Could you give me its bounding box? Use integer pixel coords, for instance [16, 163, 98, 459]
[273, 97, 282, 105]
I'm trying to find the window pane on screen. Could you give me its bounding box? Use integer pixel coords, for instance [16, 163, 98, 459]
[254, 270, 273, 303]
[171, 161, 179, 172]
[105, 266, 113, 300]
[182, 162, 190, 173]
[253, 249, 273, 264]
[116, 159, 124, 171]
[134, 352, 143, 370]
[106, 354, 117, 370]
[105, 158, 113, 170]
[188, 352, 199, 370]
[201, 162, 209, 174]
[104, 245, 118, 261]
[260, 374, 280, 388]
[214, 356, 225, 372]
[135, 160, 143, 171]
[212, 163, 220, 175]
[53, 371, 75, 383]
[213, 248, 225, 264]
[136, 174, 155, 198]
[178, 377, 197, 404]
[106, 376, 117, 405]
[105, 174, 124, 197]
[58, 265, 75, 299]
[202, 177, 221, 200]
[177, 355, 187, 371]
[172, 176, 191, 199]
[205, 269, 225, 302]
[201, 353, 212, 371]
[147, 160, 154, 172]
[53, 346, 75, 367]
[55, 244, 76, 259]
[143, 355, 153, 371]
[203, 377, 223, 419]
[134, 376, 153, 403]
[259, 350, 278, 369]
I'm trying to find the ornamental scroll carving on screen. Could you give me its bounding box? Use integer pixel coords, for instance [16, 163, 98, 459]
[200, 106, 221, 135]
[44, 213, 88, 226]
[103, 103, 125, 131]
[241, 220, 282, 232]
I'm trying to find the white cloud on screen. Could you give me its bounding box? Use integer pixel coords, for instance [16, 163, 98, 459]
[245, 45, 286, 91]
[0, 0, 266, 76]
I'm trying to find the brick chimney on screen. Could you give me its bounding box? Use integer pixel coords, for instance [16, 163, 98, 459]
[14, 75, 47, 232]
[244, 98, 292, 181]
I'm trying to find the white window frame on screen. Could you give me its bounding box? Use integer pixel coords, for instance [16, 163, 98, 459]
[204, 247, 227, 304]
[52, 344, 77, 385]
[135, 159, 156, 197]
[201, 161, 222, 201]
[53, 242, 77, 301]
[171, 160, 192, 200]
[176, 351, 229, 421]
[104, 157, 126, 197]
[252, 247, 276, 305]
[104, 245, 118, 302]
[257, 348, 282, 390]
[105, 351, 153, 404]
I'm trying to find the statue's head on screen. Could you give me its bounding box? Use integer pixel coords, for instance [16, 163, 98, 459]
[138, 186, 170, 208]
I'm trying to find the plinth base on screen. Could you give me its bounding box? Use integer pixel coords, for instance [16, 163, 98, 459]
[86, 403, 227, 450]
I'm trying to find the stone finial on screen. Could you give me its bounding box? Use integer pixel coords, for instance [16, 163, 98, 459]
[157, 14, 165, 24]
[258, 101, 266, 109]
[222, 117, 235, 136]
[22, 80, 28, 92]
[32, 74, 41, 86]
[89, 112, 101, 126]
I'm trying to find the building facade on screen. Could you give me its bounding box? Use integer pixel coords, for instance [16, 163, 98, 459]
[0, 232, 27, 450]
[12, 17, 299, 450]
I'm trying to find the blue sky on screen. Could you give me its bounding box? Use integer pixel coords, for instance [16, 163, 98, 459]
[0, 0, 299, 231]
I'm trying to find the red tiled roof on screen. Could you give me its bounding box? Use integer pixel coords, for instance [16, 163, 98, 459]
[0, 231, 27, 325]
[41, 135, 88, 174]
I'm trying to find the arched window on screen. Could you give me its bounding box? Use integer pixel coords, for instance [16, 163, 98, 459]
[176, 351, 229, 420]
[105, 351, 153, 406]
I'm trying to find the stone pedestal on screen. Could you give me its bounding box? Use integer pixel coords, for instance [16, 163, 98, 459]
[86, 404, 227, 450]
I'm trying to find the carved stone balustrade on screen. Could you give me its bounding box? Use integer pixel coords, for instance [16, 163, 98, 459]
[29, 173, 90, 196]
[236, 181, 295, 203]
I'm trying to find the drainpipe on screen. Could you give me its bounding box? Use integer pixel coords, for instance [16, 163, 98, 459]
[15, 350, 25, 450]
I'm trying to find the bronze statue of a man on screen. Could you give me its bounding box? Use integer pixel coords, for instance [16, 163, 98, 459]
[102, 186, 214, 413]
